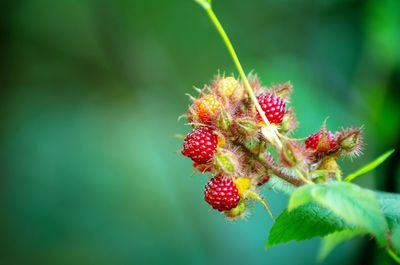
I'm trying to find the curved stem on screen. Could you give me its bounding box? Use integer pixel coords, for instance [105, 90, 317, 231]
[197, 2, 282, 149]
[387, 248, 400, 264]
[294, 169, 314, 185]
[262, 154, 305, 186]
[233, 139, 304, 187]
[244, 190, 274, 220]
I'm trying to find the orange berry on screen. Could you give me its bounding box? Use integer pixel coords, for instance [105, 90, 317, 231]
[195, 94, 222, 123]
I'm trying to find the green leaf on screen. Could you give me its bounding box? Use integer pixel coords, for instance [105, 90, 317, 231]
[288, 182, 388, 245]
[267, 203, 350, 249]
[393, 225, 400, 255]
[376, 191, 400, 229]
[376, 192, 400, 257]
[316, 190, 400, 261]
[318, 228, 367, 261]
[345, 149, 394, 182]
[377, 192, 400, 229]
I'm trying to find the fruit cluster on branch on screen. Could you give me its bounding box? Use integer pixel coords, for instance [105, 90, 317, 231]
[180, 75, 363, 219]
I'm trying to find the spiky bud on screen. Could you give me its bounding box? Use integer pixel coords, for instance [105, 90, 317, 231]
[216, 108, 232, 131]
[279, 109, 297, 134]
[235, 118, 259, 139]
[215, 149, 241, 175]
[336, 128, 363, 157]
[243, 138, 263, 154]
[280, 140, 307, 168]
[305, 126, 337, 154]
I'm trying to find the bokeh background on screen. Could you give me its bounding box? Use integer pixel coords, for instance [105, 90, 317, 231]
[0, 0, 399, 264]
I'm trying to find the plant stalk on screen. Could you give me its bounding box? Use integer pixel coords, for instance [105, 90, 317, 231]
[234, 139, 304, 187]
[387, 248, 400, 264]
[197, 1, 282, 149]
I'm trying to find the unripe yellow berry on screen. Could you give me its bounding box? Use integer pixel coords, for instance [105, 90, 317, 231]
[217, 77, 238, 97]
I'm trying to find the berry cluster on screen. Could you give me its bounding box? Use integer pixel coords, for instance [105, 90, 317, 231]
[180, 75, 363, 219]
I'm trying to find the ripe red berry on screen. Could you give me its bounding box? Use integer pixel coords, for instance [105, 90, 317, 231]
[182, 126, 218, 164]
[256, 93, 286, 124]
[305, 130, 337, 153]
[204, 175, 240, 212]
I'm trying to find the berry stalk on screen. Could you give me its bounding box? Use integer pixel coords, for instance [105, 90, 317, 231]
[195, 0, 283, 149]
[233, 139, 305, 186]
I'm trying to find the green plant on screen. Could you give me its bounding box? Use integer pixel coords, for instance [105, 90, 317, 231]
[179, 0, 399, 262]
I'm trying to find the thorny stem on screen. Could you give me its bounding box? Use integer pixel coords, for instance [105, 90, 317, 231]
[234, 139, 304, 187]
[195, 0, 283, 149]
[262, 154, 305, 186]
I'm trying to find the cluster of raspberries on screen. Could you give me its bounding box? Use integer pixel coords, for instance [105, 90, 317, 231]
[180, 75, 362, 219]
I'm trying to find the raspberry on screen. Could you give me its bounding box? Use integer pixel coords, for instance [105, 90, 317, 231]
[216, 77, 237, 97]
[305, 129, 337, 153]
[256, 93, 286, 124]
[204, 175, 240, 212]
[195, 94, 222, 124]
[182, 126, 218, 164]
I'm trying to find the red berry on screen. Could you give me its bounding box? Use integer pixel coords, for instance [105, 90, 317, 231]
[305, 130, 337, 153]
[256, 93, 286, 124]
[204, 175, 240, 212]
[182, 126, 218, 164]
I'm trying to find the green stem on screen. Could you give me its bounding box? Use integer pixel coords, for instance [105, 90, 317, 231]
[196, 1, 282, 148]
[294, 169, 314, 185]
[387, 248, 400, 264]
[244, 190, 274, 220]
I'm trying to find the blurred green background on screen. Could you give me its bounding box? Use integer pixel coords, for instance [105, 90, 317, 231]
[0, 0, 399, 264]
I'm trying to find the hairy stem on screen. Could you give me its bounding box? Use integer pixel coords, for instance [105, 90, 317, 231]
[262, 153, 305, 186]
[196, 1, 282, 149]
[234, 139, 304, 186]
